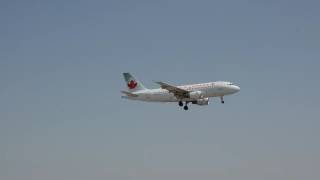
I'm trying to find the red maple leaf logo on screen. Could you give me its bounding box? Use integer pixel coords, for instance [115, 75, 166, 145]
[127, 80, 138, 89]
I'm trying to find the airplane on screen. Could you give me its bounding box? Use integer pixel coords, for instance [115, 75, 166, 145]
[121, 73, 240, 110]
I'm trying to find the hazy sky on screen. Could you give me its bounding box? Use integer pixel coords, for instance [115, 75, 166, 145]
[1, 0, 320, 180]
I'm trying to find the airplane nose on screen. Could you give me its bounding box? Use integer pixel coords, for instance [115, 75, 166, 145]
[234, 85, 240, 92]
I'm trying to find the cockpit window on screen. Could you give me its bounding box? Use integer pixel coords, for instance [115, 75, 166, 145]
[228, 82, 234, 85]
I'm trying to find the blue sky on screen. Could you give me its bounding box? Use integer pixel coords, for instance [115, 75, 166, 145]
[1, 0, 320, 180]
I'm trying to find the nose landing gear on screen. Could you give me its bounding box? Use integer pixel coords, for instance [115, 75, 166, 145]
[220, 96, 225, 104]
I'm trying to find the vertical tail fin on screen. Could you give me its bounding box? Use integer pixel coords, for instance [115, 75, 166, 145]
[123, 73, 147, 92]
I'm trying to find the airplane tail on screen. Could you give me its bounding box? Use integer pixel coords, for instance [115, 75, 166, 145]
[123, 73, 147, 92]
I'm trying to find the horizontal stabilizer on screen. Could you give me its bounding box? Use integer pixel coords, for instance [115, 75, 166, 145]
[121, 91, 138, 97]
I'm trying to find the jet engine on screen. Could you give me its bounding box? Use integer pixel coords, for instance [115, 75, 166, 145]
[193, 98, 209, 106]
[189, 91, 204, 99]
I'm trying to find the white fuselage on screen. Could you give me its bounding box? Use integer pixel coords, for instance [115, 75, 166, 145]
[123, 81, 240, 102]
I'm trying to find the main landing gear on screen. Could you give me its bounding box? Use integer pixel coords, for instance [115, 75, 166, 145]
[179, 97, 225, 110]
[220, 96, 225, 104]
[178, 101, 189, 110]
[179, 101, 184, 107]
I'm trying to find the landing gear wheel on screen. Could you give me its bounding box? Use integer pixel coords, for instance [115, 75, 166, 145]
[179, 101, 183, 107]
[183, 106, 189, 110]
[220, 96, 225, 104]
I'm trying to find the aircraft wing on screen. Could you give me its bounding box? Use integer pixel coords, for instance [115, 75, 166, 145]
[155, 81, 189, 99]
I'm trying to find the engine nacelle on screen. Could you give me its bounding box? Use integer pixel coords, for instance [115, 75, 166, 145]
[194, 98, 209, 106]
[189, 91, 204, 99]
